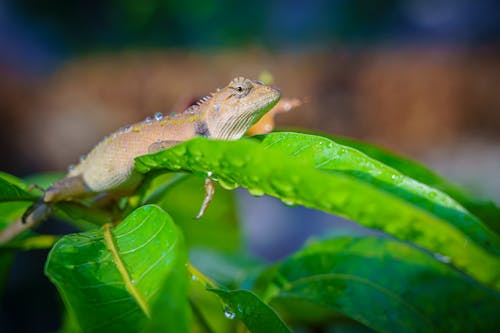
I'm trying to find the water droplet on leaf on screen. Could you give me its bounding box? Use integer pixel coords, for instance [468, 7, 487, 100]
[434, 253, 451, 263]
[270, 178, 294, 196]
[172, 145, 187, 157]
[227, 156, 246, 168]
[224, 306, 236, 320]
[219, 178, 239, 190]
[248, 188, 265, 197]
[281, 198, 296, 206]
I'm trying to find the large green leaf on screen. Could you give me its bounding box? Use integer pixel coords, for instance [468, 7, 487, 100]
[135, 136, 500, 290]
[45, 205, 189, 333]
[209, 289, 292, 333]
[259, 132, 498, 251]
[328, 135, 500, 233]
[268, 233, 500, 333]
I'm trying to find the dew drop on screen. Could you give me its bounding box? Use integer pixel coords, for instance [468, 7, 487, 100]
[154, 112, 163, 121]
[433, 253, 451, 263]
[173, 145, 187, 157]
[214, 104, 221, 112]
[281, 198, 296, 207]
[145, 116, 153, 124]
[223, 306, 236, 320]
[219, 178, 239, 190]
[248, 188, 265, 197]
[207, 171, 213, 177]
[227, 156, 246, 168]
[270, 178, 294, 196]
[216, 87, 221, 92]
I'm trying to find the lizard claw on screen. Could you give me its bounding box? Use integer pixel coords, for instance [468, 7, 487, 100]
[195, 178, 215, 220]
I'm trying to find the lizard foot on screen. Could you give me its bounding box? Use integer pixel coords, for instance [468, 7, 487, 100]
[195, 178, 215, 220]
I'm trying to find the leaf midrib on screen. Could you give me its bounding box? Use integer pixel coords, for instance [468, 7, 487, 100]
[102, 223, 151, 318]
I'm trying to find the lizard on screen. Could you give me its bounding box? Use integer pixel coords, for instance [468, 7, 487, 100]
[1, 76, 281, 242]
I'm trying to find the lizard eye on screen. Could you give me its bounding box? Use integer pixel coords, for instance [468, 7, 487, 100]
[230, 77, 253, 98]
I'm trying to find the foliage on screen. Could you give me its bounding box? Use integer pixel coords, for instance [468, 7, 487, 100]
[1, 131, 499, 332]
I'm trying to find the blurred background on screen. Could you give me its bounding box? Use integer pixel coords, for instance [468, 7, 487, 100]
[1, 0, 500, 331]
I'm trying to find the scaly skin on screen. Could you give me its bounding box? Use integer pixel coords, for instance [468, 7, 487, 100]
[19, 77, 281, 229]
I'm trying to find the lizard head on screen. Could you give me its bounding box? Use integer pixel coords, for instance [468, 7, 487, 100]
[202, 76, 281, 140]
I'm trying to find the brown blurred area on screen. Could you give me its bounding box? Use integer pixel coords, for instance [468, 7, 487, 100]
[1, 48, 499, 196]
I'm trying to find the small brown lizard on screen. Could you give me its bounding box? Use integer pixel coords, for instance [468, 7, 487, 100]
[4, 77, 281, 241]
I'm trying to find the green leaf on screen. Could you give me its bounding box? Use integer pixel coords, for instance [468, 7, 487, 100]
[259, 132, 498, 251]
[45, 205, 189, 333]
[328, 134, 500, 233]
[269, 234, 500, 333]
[135, 136, 500, 290]
[209, 289, 292, 333]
